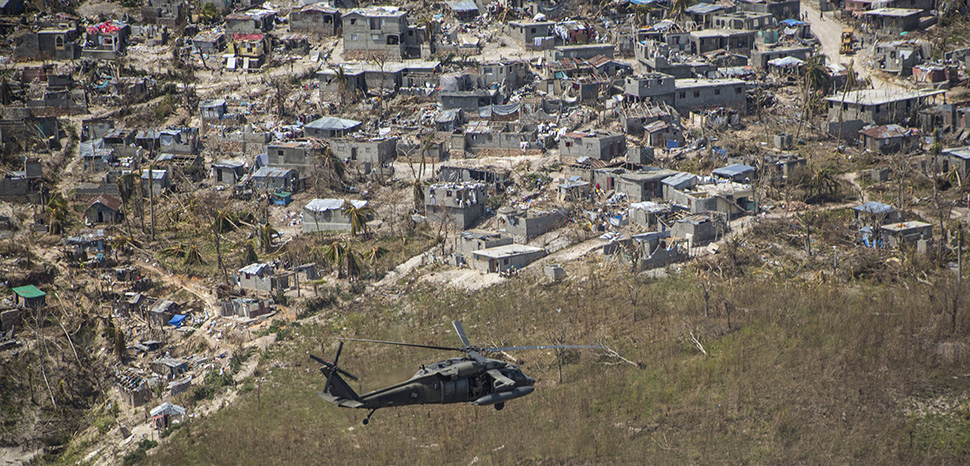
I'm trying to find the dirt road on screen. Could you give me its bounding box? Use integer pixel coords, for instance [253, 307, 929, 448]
[801, 1, 904, 91]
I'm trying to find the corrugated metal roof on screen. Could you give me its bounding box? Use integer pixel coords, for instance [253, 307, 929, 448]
[304, 198, 367, 212]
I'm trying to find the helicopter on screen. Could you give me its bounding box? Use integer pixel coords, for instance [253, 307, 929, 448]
[310, 321, 603, 425]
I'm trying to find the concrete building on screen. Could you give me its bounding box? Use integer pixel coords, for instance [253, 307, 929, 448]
[329, 137, 397, 171]
[852, 201, 902, 226]
[470, 244, 546, 273]
[211, 160, 246, 185]
[859, 124, 919, 153]
[342, 6, 415, 60]
[824, 89, 944, 136]
[238, 262, 288, 293]
[457, 231, 513, 257]
[750, 45, 813, 70]
[880, 221, 932, 248]
[81, 21, 131, 59]
[616, 168, 679, 202]
[736, 0, 800, 19]
[507, 21, 556, 50]
[226, 9, 276, 33]
[290, 4, 341, 35]
[545, 44, 615, 61]
[665, 181, 754, 219]
[266, 140, 327, 175]
[439, 89, 501, 111]
[870, 39, 929, 75]
[141, 169, 172, 196]
[561, 131, 627, 161]
[623, 73, 676, 104]
[712, 164, 756, 183]
[304, 117, 362, 138]
[84, 194, 123, 224]
[671, 214, 722, 247]
[479, 60, 530, 90]
[14, 28, 82, 60]
[302, 198, 369, 233]
[690, 29, 757, 56]
[425, 182, 488, 229]
[251, 166, 298, 193]
[863, 8, 921, 35]
[674, 78, 747, 113]
[496, 209, 567, 242]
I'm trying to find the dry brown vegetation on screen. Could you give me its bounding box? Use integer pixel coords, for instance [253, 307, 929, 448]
[143, 260, 970, 464]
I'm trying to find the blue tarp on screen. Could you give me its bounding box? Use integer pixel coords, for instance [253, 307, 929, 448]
[169, 314, 188, 327]
[665, 139, 680, 149]
[779, 19, 806, 27]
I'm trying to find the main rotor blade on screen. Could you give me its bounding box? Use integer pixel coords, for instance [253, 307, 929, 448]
[467, 349, 488, 363]
[339, 338, 462, 352]
[453, 321, 472, 347]
[482, 345, 606, 352]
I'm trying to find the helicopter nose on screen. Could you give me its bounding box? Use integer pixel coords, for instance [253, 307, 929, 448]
[526, 376, 535, 386]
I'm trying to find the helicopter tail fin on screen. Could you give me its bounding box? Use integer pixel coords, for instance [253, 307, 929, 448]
[319, 365, 360, 401]
[311, 343, 360, 403]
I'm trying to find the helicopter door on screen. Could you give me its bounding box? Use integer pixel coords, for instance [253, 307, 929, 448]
[441, 380, 469, 402]
[442, 381, 454, 402]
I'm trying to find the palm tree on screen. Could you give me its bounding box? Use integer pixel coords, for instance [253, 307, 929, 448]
[801, 56, 827, 118]
[342, 201, 373, 236]
[244, 239, 259, 265]
[160, 243, 206, 273]
[362, 245, 388, 277]
[806, 164, 840, 203]
[46, 192, 69, 235]
[669, 0, 696, 22]
[321, 240, 346, 278]
[257, 222, 279, 253]
[837, 60, 860, 144]
[413, 178, 425, 211]
[110, 234, 140, 261]
[212, 209, 238, 284]
[316, 146, 345, 194]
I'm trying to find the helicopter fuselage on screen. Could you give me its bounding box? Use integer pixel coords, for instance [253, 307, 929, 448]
[330, 357, 535, 410]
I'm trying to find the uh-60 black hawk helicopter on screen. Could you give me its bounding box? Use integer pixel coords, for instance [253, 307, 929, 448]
[310, 321, 603, 425]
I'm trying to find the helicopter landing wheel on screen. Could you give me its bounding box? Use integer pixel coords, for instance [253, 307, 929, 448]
[363, 409, 377, 425]
[494, 403, 505, 411]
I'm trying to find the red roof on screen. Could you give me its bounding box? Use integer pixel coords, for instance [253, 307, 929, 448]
[231, 33, 265, 41]
[87, 193, 122, 211]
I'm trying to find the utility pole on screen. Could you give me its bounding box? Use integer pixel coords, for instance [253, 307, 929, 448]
[149, 137, 157, 242]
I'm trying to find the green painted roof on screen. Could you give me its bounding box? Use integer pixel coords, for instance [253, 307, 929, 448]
[12, 285, 46, 299]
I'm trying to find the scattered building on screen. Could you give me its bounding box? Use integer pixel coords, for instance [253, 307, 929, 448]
[303, 198, 369, 233]
[470, 244, 546, 273]
[238, 262, 289, 293]
[424, 182, 488, 229]
[880, 221, 932, 248]
[84, 194, 123, 225]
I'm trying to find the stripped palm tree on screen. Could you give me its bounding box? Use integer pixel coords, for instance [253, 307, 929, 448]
[668, 0, 696, 22]
[362, 245, 388, 277]
[837, 60, 860, 145]
[244, 239, 259, 265]
[212, 209, 239, 283]
[342, 201, 373, 237]
[257, 222, 279, 253]
[413, 178, 425, 211]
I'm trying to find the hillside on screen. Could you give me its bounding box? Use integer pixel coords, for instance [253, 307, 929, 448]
[141, 267, 970, 464]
